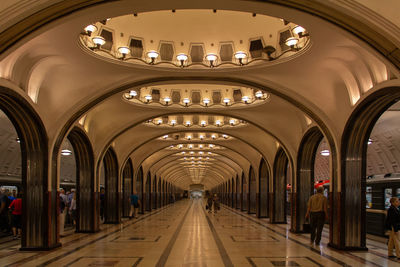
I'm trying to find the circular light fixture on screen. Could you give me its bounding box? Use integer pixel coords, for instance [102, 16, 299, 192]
[185, 120, 191, 126]
[234, 51, 247, 59]
[156, 119, 162, 125]
[206, 54, 217, 61]
[320, 149, 330, 156]
[92, 36, 106, 46]
[223, 98, 230, 105]
[211, 134, 216, 139]
[215, 120, 221, 126]
[285, 37, 299, 47]
[129, 90, 137, 97]
[170, 119, 177, 126]
[293, 25, 306, 35]
[118, 46, 131, 56]
[242, 96, 250, 103]
[368, 138, 373, 145]
[163, 135, 168, 139]
[145, 95, 152, 102]
[203, 98, 210, 106]
[255, 91, 263, 98]
[201, 120, 207, 127]
[84, 25, 97, 35]
[177, 53, 188, 61]
[222, 134, 228, 139]
[209, 144, 214, 148]
[164, 96, 171, 104]
[229, 119, 236, 125]
[61, 149, 72, 156]
[199, 135, 204, 140]
[147, 51, 159, 59]
[183, 98, 190, 106]
[187, 136, 192, 140]
[178, 144, 183, 148]
[188, 144, 193, 148]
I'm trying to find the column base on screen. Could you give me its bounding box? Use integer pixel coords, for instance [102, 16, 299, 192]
[328, 242, 368, 251]
[75, 229, 100, 233]
[20, 242, 61, 251]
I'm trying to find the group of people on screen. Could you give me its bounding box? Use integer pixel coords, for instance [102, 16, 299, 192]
[206, 193, 220, 213]
[59, 188, 77, 236]
[0, 188, 22, 239]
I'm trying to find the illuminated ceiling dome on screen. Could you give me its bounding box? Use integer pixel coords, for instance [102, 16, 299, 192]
[81, 9, 310, 69]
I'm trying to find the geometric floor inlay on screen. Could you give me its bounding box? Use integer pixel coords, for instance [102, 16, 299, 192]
[246, 257, 323, 267]
[111, 235, 161, 242]
[231, 235, 278, 242]
[66, 257, 143, 267]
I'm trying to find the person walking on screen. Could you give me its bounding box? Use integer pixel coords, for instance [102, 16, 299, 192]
[69, 193, 77, 227]
[8, 192, 22, 239]
[129, 191, 140, 219]
[305, 186, 328, 245]
[386, 197, 400, 258]
[213, 194, 220, 214]
[59, 188, 68, 236]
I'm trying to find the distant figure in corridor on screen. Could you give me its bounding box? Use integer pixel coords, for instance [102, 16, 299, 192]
[305, 186, 328, 245]
[385, 197, 400, 258]
[213, 194, 220, 214]
[9, 192, 22, 239]
[129, 191, 140, 219]
[206, 194, 213, 213]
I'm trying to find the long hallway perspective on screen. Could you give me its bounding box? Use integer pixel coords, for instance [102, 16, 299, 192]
[0, 199, 398, 267]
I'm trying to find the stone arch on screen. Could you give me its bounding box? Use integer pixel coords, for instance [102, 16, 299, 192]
[121, 158, 133, 218]
[145, 171, 151, 211]
[272, 148, 289, 224]
[67, 127, 97, 232]
[103, 147, 120, 224]
[248, 166, 257, 214]
[293, 127, 324, 232]
[0, 86, 54, 250]
[241, 172, 247, 211]
[258, 158, 270, 218]
[340, 86, 400, 249]
[136, 166, 144, 213]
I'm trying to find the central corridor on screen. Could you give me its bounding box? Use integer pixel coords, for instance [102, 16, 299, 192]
[0, 199, 399, 266]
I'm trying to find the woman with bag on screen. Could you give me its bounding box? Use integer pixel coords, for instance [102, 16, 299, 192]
[386, 197, 400, 258]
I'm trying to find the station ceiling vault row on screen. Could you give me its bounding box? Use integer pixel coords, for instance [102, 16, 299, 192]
[0, 0, 398, 193]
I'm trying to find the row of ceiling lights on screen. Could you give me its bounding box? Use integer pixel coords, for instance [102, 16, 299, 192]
[84, 25, 308, 68]
[127, 90, 266, 106]
[164, 134, 228, 140]
[151, 119, 239, 127]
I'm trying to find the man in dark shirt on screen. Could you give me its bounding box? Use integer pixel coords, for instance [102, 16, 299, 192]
[0, 188, 11, 233]
[129, 191, 140, 219]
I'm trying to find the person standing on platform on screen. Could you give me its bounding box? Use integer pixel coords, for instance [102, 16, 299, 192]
[0, 188, 11, 234]
[129, 191, 140, 219]
[8, 192, 22, 239]
[213, 194, 220, 214]
[206, 194, 213, 213]
[305, 186, 328, 245]
[59, 189, 68, 236]
[386, 197, 400, 258]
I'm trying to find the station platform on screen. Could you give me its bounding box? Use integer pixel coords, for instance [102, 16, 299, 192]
[0, 199, 398, 266]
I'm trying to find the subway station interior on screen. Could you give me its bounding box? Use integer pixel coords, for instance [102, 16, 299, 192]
[1, 0, 400, 266]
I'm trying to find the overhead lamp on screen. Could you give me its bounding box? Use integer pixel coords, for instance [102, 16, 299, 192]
[156, 119, 162, 125]
[223, 98, 230, 106]
[234, 51, 247, 65]
[183, 157, 187, 160]
[215, 120, 221, 127]
[147, 51, 159, 64]
[320, 149, 330, 156]
[185, 120, 191, 126]
[144, 95, 152, 103]
[181, 151, 186, 154]
[176, 53, 188, 67]
[183, 98, 190, 106]
[92, 36, 106, 48]
[199, 144, 203, 148]
[368, 138, 373, 145]
[187, 135, 192, 140]
[293, 25, 308, 38]
[61, 149, 72, 156]
[163, 96, 171, 105]
[191, 156, 195, 159]
[118, 46, 131, 59]
[222, 134, 228, 139]
[242, 96, 250, 104]
[163, 135, 168, 139]
[170, 119, 177, 126]
[129, 90, 137, 97]
[211, 134, 216, 139]
[209, 144, 214, 148]
[178, 144, 183, 148]
[229, 119, 236, 126]
[188, 144, 193, 148]
[201, 120, 207, 127]
[16, 138, 20, 143]
[285, 37, 299, 48]
[208, 152, 212, 154]
[255, 91, 263, 98]
[206, 157, 210, 160]
[199, 151, 204, 155]
[206, 54, 217, 67]
[84, 25, 97, 36]
[199, 135, 204, 140]
[190, 151, 194, 154]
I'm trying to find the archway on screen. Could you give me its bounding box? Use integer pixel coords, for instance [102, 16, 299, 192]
[258, 159, 269, 218]
[136, 166, 144, 214]
[236, 175, 240, 209]
[340, 87, 400, 249]
[103, 147, 120, 224]
[0, 87, 55, 250]
[241, 172, 247, 211]
[272, 148, 289, 223]
[67, 127, 97, 232]
[145, 172, 151, 211]
[293, 127, 324, 232]
[248, 166, 257, 214]
[122, 158, 133, 218]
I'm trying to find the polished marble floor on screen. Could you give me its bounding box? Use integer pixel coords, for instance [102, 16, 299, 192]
[0, 199, 399, 266]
